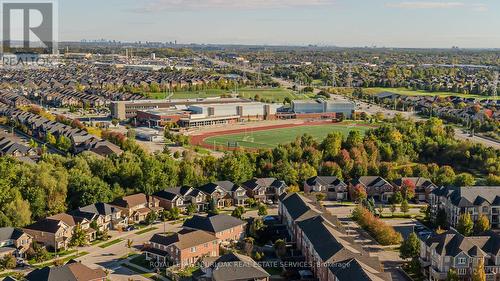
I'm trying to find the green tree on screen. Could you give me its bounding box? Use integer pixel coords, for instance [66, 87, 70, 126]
[400, 200, 410, 214]
[258, 204, 268, 216]
[0, 254, 16, 270]
[390, 204, 397, 217]
[454, 173, 476, 186]
[56, 135, 72, 152]
[274, 239, 287, 257]
[145, 211, 158, 225]
[46, 132, 57, 145]
[169, 207, 181, 221]
[69, 224, 88, 247]
[232, 206, 245, 219]
[186, 204, 197, 215]
[447, 268, 459, 281]
[457, 212, 474, 236]
[249, 218, 264, 238]
[399, 232, 420, 260]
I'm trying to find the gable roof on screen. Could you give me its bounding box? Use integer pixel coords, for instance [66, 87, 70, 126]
[182, 214, 246, 233]
[424, 229, 499, 257]
[71, 203, 121, 220]
[112, 193, 149, 208]
[209, 253, 270, 281]
[305, 176, 346, 187]
[149, 228, 217, 250]
[25, 261, 106, 281]
[242, 177, 285, 191]
[0, 227, 26, 241]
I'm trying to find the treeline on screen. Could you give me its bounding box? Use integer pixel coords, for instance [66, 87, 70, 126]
[0, 117, 499, 229]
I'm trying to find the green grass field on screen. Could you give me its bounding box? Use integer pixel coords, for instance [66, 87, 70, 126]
[363, 87, 499, 100]
[148, 87, 304, 102]
[204, 123, 372, 149]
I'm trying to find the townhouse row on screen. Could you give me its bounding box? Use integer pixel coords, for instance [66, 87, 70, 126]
[278, 192, 392, 281]
[1, 178, 284, 254]
[0, 107, 122, 157]
[304, 175, 437, 203]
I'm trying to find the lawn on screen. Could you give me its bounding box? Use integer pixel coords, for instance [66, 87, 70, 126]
[135, 227, 157, 235]
[98, 238, 123, 248]
[148, 87, 303, 102]
[363, 87, 499, 100]
[204, 122, 372, 149]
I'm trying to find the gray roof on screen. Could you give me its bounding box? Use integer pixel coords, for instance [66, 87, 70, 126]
[449, 186, 500, 207]
[209, 253, 270, 281]
[182, 214, 246, 233]
[424, 229, 500, 257]
[305, 176, 346, 188]
[0, 227, 25, 241]
[71, 203, 120, 220]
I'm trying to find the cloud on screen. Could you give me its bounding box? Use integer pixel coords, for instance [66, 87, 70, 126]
[131, 0, 336, 12]
[385, 1, 487, 11]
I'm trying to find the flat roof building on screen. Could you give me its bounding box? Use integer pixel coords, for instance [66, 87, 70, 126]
[292, 99, 356, 118]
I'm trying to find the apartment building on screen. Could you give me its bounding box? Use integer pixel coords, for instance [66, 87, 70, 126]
[429, 186, 500, 229]
[419, 229, 500, 281]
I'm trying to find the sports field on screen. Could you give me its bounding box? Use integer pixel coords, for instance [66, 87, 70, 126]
[203, 123, 372, 149]
[149, 87, 303, 102]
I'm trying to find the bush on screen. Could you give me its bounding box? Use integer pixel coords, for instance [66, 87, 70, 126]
[352, 205, 402, 245]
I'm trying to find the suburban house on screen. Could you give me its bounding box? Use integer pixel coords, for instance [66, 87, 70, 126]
[47, 213, 97, 242]
[154, 186, 208, 213]
[195, 252, 270, 281]
[0, 227, 32, 258]
[279, 193, 391, 281]
[144, 228, 219, 268]
[241, 178, 286, 203]
[23, 217, 73, 251]
[196, 183, 233, 209]
[24, 260, 107, 281]
[70, 202, 125, 231]
[419, 229, 500, 281]
[303, 176, 348, 201]
[350, 176, 394, 203]
[392, 177, 437, 202]
[182, 214, 246, 243]
[429, 186, 500, 229]
[111, 193, 163, 224]
[207, 181, 249, 207]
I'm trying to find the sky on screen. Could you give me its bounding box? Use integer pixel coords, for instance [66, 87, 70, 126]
[57, 0, 500, 48]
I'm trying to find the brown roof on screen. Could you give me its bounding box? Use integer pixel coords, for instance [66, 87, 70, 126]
[113, 193, 149, 208]
[48, 213, 86, 227]
[67, 262, 106, 280]
[150, 229, 218, 250]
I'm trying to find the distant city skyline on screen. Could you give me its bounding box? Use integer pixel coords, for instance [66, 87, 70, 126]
[59, 0, 499, 48]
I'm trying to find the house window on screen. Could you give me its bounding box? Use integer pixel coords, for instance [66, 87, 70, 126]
[458, 257, 466, 264]
[190, 247, 196, 253]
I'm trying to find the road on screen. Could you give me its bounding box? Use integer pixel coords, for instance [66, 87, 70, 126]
[454, 129, 500, 150]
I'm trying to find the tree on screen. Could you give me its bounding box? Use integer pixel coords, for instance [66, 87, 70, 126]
[274, 239, 287, 257]
[249, 218, 264, 238]
[69, 224, 88, 247]
[0, 254, 16, 270]
[208, 199, 219, 216]
[434, 209, 448, 229]
[400, 200, 410, 214]
[390, 191, 403, 204]
[169, 207, 181, 221]
[243, 237, 254, 256]
[232, 206, 245, 219]
[315, 193, 326, 202]
[474, 214, 490, 234]
[286, 184, 300, 193]
[401, 179, 415, 201]
[350, 184, 367, 202]
[471, 258, 486, 281]
[258, 204, 268, 216]
[145, 211, 158, 225]
[447, 268, 459, 281]
[245, 198, 257, 208]
[454, 173, 476, 187]
[57, 135, 72, 152]
[46, 132, 57, 145]
[457, 212, 474, 236]
[126, 239, 133, 256]
[186, 204, 197, 215]
[399, 232, 420, 260]
[390, 204, 397, 217]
